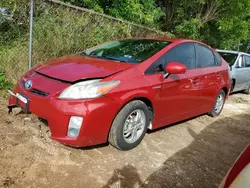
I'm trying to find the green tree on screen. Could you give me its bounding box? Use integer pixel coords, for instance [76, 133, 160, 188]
[63, 0, 164, 27]
[158, 0, 250, 50]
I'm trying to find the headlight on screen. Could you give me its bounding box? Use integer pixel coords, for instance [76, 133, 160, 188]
[59, 79, 120, 99]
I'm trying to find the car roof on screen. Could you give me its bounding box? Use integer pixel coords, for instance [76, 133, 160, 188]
[127, 37, 212, 47]
[136, 37, 202, 43]
[217, 49, 250, 56]
[216, 49, 239, 54]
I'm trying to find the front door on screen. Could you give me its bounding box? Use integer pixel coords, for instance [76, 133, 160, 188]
[154, 43, 203, 127]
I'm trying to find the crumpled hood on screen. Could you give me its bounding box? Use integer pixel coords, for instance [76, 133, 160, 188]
[33, 55, 133, 82]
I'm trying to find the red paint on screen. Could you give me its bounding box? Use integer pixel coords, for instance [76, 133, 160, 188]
[8, 38, 231, 147]
[33, 55, 133, 82]
[166, 62, 187, 74]
[223, 145, 250, 188]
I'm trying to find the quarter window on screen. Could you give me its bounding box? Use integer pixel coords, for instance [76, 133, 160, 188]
[196, 44, 216, 67]
[213, 52, 222, 66]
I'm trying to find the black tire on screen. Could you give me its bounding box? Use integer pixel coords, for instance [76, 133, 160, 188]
[208, 90, 226, 117]
[243, 85, 250, 95]
[230, 79, 235, 93]
[108, 100, 149, 150]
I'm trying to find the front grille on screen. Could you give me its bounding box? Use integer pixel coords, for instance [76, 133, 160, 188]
[30, 88, 49, 97]
[20, 80, 49, 97]
[20, 80, 25, 87]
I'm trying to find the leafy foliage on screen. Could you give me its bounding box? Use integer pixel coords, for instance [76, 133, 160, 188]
[0, 0, 171, 84]
[159, 0, 250, 51]
[63, 0, 164, 27]
[0, 73, 12, 90]
[0, 0, 28, 47]
[63, 0, 250, 51]
[1, 0, 250, 87]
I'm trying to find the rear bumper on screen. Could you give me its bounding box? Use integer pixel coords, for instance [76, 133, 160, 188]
[8, 81, 121, 147]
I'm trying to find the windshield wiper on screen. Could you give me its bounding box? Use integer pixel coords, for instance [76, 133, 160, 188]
[100, 56, 127, 62]
[93, 55, 128, 63]
[81, 52, 128, 63]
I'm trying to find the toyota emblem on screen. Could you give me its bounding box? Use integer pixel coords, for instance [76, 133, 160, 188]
[25, 80, 32, 90]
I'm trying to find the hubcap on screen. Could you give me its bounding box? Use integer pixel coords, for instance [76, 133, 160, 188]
[123, 109, 146, 144]
[215, 94, 224, 113]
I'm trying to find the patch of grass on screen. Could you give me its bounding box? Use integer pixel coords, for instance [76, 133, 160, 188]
[0, 72, 12, 90]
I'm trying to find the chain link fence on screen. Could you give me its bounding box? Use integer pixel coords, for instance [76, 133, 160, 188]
[0, 0, 173, 83]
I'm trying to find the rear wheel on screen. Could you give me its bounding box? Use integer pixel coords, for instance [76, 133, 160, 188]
[243, 85, 250, 95]
[208, 90, 226, 117]
[108, 100, 149, 150]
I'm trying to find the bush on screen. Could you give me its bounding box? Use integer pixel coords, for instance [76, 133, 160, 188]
[0, 72, 12, 90]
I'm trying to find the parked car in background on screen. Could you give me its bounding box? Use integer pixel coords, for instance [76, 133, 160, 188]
[8, 38, 230, 150]
[217, 50, 250, 94]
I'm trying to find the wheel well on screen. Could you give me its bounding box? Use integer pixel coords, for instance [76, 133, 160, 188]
[132, 97, 154, 121]
[107, 97, 154, 141]
[231, 79, 236, 91]
[222, 87, 229, 96]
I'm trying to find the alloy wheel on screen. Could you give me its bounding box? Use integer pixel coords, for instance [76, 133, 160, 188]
[123, 109, 146, 144]
[214, 94, 225, 113]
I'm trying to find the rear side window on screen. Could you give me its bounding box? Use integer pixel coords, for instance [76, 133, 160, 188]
[145, 43, 196, 74]
[196, 44, 216, 67]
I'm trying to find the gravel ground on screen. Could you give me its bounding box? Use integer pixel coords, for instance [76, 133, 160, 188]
[0, 93, 249, 188]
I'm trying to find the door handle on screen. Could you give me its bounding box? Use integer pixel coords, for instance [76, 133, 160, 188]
[191, 78, 200, 85]
[216, 74, 221, 80]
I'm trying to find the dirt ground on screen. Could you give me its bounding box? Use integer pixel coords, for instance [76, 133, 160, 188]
[0, 93, 249, 188]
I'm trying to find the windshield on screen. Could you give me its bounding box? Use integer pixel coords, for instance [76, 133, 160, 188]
[217, 52, 238, 66]
[82, 39, 171, 64]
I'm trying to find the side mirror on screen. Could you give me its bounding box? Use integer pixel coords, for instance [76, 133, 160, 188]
[165, 62, 187, 75]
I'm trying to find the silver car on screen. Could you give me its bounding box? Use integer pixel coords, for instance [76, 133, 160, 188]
[217, 50, 250, 94]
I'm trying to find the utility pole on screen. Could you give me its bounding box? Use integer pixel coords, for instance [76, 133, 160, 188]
[28, 0, 34, 70]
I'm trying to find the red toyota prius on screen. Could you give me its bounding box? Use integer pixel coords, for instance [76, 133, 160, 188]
[8, 38, 230, 150]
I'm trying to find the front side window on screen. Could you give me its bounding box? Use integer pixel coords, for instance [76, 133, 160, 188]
[145, 43, 196, 74]
[196, 44, 216, 68]
[82, 39, 171, 64]
[245, 56, 250, 67]
[217, 52, 238, 67]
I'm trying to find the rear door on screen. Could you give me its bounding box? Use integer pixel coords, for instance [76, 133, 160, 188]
[195, 44, 222, 111]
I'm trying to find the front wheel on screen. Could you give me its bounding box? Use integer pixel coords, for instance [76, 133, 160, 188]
[208, 90, 226, 117]
[108, 100, 149, 150]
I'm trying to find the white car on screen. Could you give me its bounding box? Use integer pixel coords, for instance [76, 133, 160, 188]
[217, 50, 250, 94]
